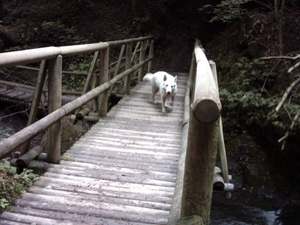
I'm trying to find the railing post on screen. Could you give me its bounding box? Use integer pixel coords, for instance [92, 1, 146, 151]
[0, 36, 154, 160]
[210, 60, 232, 199]
[147, 40, 154, 72]
[98, 47, 109, 117]
[181, 41, 221, 225]
[138, 40, 146, 81]
[47, 55, 62, 164]
[124, 43, 132, 94]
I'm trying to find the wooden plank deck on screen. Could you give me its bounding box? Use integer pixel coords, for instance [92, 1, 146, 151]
[0, 73, 188, 225]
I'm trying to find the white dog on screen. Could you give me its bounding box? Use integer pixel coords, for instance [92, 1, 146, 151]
[143, 71, 177, 112]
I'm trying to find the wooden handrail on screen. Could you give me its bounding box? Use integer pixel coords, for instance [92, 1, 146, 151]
[0, 36, 152, 69]
[192, 40, 221, 123]
[0, 56, 153, 159]
[0, 36, 154, 162]
[176, 39, 222, 225]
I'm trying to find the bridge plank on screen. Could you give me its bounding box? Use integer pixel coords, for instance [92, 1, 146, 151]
[0, 73, 188, 224]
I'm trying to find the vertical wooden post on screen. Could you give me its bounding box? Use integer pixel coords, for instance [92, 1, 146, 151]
[147, 40, 154, 72]
[98, 47, 109, 117]
[47, 55, 62, 164]
[138, 40, 146, 81]
[87, 52, 100, 112]
[181, 116, 219, 224]
[124, 43, 132, 95]
[210, 60, 231, 199]
[181, 40, 221, 225]
[22, 60, 48, 153]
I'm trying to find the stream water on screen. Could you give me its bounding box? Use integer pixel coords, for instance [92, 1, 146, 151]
[210, 190, 300, 225]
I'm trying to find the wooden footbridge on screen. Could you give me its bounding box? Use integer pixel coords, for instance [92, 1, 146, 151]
[0, 37, 233, 225]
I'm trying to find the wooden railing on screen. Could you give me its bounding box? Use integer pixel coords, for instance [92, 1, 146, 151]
[0, 36, 154, 164]
[168, 39, 233, 225]
[0, 37, 232, 224]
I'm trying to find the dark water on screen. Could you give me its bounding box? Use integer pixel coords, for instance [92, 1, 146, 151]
[210, 197, 277, 224]
[210, 191, 300, 225]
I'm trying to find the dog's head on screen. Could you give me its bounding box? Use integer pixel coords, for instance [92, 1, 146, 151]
[163, 75, 177, 98]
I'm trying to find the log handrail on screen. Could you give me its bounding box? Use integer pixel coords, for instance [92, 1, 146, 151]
[0, 36, 152, 69]
[169, 39, 231, 225]
[0, 36, 154, 161]
[181, 40, 221, 223]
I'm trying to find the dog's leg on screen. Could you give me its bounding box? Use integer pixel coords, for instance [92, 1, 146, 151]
[161, 95, 166, 112]
[152, 88, 159, 104]
[170, 95, 175, 106]
[151, 80, 159, 103]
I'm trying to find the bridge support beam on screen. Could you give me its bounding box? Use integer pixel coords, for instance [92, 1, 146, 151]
[47, 55, 62, 164]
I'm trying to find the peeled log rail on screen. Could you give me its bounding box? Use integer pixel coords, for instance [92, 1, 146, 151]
[192, 42, 221, 123]
[0, 36, 151, 69]
[180, 40, 221, 225]
[0, 56, 153, 159]
[0, 72, 188, 225]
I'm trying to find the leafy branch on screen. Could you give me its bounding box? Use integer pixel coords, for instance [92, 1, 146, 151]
[276, 77, 300, 112]
[275, 77, 300, 150]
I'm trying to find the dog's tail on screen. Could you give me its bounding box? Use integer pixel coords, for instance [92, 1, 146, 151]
[142, 73, 154, 82]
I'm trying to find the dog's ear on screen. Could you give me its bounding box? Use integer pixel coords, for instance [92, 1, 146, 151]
[174, 76, 177, 82]
[163, 74, 167, 81]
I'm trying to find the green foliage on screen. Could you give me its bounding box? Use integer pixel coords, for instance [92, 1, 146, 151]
[202, 0, 253, 23]
[0, 159, 39, 213]
[62, 74, 85, 91]
[61, 54, 94, 91]
[67, 55, 93, 72]
[219, 57, 272, 92]
[271, 102, 300, 132]
[218, 56, 291, 139]
[41, 20, 88, 45]
[40, 20, 91, 91]
[220, 88, 280, 136]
